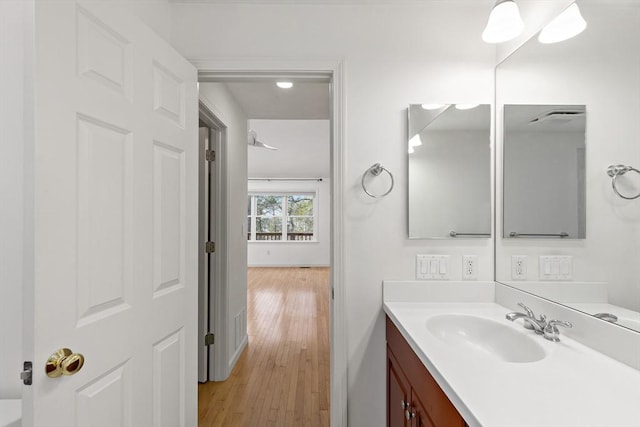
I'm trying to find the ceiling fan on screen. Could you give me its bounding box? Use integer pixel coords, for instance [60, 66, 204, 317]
[248, 130, 278, 150]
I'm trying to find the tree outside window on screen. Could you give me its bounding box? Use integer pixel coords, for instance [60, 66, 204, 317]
[247, 193, 315, 241]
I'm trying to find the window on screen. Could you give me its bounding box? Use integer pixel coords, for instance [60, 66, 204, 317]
[248, 193, 316, 241]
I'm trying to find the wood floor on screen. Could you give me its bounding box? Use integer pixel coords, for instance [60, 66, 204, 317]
[198, 267, 330, 426]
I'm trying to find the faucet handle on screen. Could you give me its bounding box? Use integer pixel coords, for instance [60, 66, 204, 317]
[518, 302, 535, 317]
[544, 320, 572, 342]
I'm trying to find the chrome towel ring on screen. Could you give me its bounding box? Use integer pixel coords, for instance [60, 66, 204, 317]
[361, 163, 394, 198]
[607, 165, 640, 200]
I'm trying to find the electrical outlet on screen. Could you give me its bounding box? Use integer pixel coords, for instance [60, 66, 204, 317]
[511, 255, 527, 280]
[462, 255, 478, 280]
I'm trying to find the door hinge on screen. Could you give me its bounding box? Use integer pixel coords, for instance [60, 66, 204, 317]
[205, 149, 215, 162]
[331, 287, 335, 300]
[205, 241, 215, 253]
[204, 333, 215, 346]
[21, 361, 33, 386]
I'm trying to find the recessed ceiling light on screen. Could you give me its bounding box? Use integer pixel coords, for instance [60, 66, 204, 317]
[276, 81, 293, 89]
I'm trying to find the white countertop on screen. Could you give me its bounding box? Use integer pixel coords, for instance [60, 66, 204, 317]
[384, 301, 640, 427]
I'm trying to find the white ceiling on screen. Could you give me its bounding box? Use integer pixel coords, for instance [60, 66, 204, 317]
[224, 81, 330, 120]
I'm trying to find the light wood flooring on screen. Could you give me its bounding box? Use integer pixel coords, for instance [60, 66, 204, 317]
[198, 267, 330, 426]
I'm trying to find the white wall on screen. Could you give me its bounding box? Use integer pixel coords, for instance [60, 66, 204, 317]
[198, 83, 249, 371]
[496, 3, 640, 312]
[0, 1, 29, 399]
[171, 4, 496, 425]
[409, 129, 491, 238]
[248, 120, 331, 266]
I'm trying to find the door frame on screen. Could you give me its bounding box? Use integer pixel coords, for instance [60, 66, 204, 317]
[195, 58, 347, 427]
[198, 100, 229, 382]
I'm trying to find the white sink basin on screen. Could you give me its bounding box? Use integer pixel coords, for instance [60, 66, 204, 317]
[427, 314, 546, 363]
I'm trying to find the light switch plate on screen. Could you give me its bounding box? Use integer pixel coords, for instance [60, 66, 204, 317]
[511, 255, 527, 280]
[539, 256, 572, 281]
[416, 255, 450, 280]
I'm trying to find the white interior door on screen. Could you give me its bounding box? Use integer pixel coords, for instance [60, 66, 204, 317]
[26, 2, 198, 426]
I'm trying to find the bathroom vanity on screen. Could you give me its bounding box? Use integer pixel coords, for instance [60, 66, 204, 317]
[384, 281, 640, 427]
[387, 316, 467, 427]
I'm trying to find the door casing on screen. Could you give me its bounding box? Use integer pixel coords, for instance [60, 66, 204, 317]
[196, 60, 347, 427]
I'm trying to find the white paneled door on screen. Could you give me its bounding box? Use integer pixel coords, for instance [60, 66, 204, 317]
[28, 2, 198, 426]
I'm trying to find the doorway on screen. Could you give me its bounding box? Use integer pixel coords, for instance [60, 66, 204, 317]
[195, 67, 345, 424]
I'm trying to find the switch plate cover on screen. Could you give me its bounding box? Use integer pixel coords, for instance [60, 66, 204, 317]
[539, 256, 572, 280]
[416, 255, 450, 280]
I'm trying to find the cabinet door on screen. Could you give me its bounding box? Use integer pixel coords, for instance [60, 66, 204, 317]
[388, 347, 412, 427]
[412, 393, 435, 427]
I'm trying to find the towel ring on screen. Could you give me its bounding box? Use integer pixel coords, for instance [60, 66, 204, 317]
[361, 163, 394, 198]
[607, 165, 640, 200]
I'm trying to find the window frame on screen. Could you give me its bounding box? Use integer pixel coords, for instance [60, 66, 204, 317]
[247, 191, 318, 242]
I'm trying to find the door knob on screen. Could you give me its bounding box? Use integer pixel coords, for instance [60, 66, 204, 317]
[45, 348, 85, 378]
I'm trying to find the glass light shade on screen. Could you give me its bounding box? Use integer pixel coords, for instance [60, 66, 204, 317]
[482, 0, 525, 44]
[421, 103, 445, 110]
[409, 134, 423, 147]
[538, 3, 587, 44]
[455, 104, 480, 110]
[276, 81, 293, 89]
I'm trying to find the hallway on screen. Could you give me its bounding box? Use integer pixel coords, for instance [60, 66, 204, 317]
[198, 267, 330, 426]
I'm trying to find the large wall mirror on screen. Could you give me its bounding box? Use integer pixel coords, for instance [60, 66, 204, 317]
[503, 104, 586, 239]
[408, 104, 491, 239]
[496, 1, 640, 332]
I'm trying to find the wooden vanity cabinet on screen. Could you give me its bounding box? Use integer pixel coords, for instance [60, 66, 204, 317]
[386, 316, 468, 427]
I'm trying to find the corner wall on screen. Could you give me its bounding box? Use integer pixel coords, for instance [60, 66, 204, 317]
[198, 83, 249, 372]
[248, 119, 331, 267]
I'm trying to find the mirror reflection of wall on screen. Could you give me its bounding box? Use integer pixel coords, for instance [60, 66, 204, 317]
[408, 104, 491, 239]
[496, 1, 640, 331]
[503, 104, 586, 239]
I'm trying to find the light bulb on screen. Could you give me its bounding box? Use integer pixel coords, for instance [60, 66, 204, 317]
[482, 0, 525, 44]
[538, 3, 587, 44]
[276, 81, 293, 89]
[408, 145, 415, 154]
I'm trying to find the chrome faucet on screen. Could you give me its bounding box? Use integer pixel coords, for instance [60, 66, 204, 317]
[506, 302, 547, 334]
[543, 320, 573, 342]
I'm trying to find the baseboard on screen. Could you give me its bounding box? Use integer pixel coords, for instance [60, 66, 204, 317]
[247, 264, 330, 268]
[228, 333, 248, 372]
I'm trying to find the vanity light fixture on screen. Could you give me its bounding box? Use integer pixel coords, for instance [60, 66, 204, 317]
[455, 104, 480, 110]
[538, 3, 587, 44]
[409, 134, 423, 147]
[276, 81, 293, 89]
[421, 103, 445, 110]
[482, 0, 525, 44]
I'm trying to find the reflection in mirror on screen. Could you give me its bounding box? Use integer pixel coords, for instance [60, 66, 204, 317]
[495, 1, 640, 332]
[408, 104, 491, 239]
[503, 104, 586, 239]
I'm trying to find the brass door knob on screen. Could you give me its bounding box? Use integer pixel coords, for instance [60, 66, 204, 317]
[45, 348, 85, 378]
